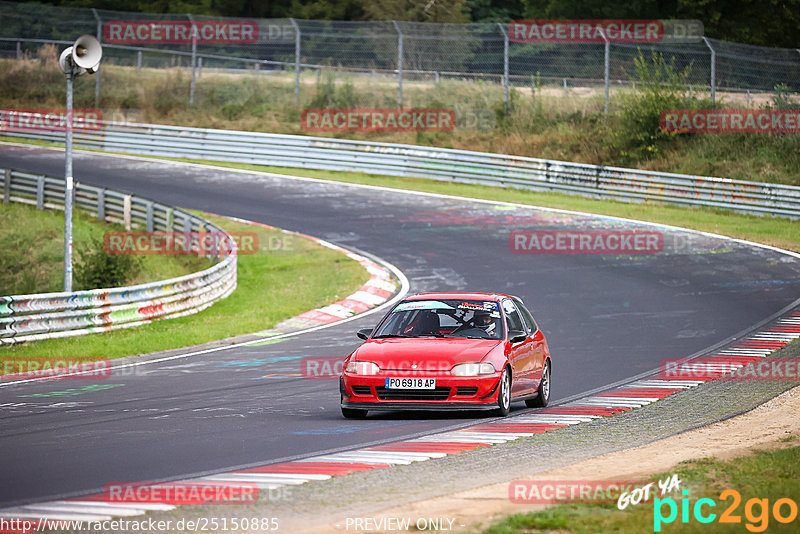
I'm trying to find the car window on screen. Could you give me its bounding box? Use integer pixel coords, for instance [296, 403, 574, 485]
[372, 299, 505, 340]
[513, 297, 538, 334]
[502, 300, 525, 333]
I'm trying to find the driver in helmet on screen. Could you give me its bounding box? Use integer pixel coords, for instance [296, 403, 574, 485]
[473, 310, 499, 337]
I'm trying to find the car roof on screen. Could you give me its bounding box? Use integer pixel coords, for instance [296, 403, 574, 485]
[404, 292, 514, 302]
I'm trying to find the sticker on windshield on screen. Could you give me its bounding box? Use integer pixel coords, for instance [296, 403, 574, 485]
[458, 302, 485, 310]
[483, 302, 498, 310]
[393, 300, 454, 312]
[490, 311, 501, 318]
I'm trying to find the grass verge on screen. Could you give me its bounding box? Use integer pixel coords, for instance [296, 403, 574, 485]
[1, 212, 370, 361]
[481, 442, 800, 533]
[2, 49, 799, 186]
[0, 201, 212, 295]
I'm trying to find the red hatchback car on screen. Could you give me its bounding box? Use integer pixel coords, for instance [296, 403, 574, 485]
[340, 292, 552, 418]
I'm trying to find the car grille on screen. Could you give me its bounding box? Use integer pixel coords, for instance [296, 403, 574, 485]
[455, 387, 478, 396]
[375, 386, 451, 401]
[351, 386, 372, 395]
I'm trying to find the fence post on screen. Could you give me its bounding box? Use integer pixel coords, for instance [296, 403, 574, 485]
[198, 56, 203, 77]
[600, 28, 610, 114]
[3, 169, 10, 204]
[16, 41, 21, 60]
[188, 14, 197, 106]
[703, 37, 716, 107]
[289, 18, 301, 105]
[392, 20, 403, 107]
[92, 8, 102, 106]
[137, 50, 142, 71]
[497, 23, 509, 110]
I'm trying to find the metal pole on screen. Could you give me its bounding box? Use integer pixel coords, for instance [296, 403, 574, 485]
[392, 21, 403, 107]
[290, 18, 301, 105]
[703, 37, 716, 107]
[16, 41, 21, 60]
[189, 14, 197, 106]
[137, 50, 142, 71]
[92, 8, 102, 106]
[497, 23, 509, 109]
[601, 29, 610, 114]
[64, 69, 74, 292]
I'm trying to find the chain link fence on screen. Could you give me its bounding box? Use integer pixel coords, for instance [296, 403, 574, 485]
[1, 0, 799, 109]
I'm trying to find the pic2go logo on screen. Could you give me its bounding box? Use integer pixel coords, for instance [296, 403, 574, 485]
[654, 489, 798, 532]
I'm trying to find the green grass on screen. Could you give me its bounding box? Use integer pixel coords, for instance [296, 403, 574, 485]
[1, 212, 369, 361]
[2, 48, 799, 186]
[482, 445, 800, 533]
[0, 201, 211, 295]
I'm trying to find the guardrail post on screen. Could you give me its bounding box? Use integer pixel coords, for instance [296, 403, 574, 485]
[137, 50, 142, 71]
[123, 195, 131, 230]
[392, 21, 403, 107]
[166, 207, 174, 231]
[703, 37, 716, 107]
[3, 169, 10, 204]
[92, 8, 102, 106]
[290, 18, 301, 105]
[188, 14, 197, 106]
[96, 188, 105, 220]
[36, 175, 44, 210]
[497, 23, 509, 110]
[16, 41, 21, 60]
[182, 214, 193, 253]
[146, 201, 154, 232]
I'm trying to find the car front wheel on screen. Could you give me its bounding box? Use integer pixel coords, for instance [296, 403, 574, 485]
[495, 367, 511, 416]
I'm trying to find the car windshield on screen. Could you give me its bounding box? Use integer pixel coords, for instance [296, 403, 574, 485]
[373, 299, 505, 340]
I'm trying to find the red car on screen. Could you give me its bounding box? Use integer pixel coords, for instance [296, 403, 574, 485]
[340, 292, 552, 418]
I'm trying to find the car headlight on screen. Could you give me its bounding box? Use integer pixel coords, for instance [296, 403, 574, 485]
[451, 362, 495, 376]
[345, 361, 381, 375]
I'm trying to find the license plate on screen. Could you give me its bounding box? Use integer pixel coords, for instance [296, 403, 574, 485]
[385, 377, 436, 389]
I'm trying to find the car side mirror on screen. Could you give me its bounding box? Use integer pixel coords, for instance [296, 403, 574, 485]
[508, 330, 527, 344]
[356, 328, 373, 340]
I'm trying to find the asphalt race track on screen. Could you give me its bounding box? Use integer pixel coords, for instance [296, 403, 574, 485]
[2, 144, 800, 507]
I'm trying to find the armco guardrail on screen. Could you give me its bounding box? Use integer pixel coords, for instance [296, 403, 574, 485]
[3, 120, 799, 218]
[0, 168, 237, 344]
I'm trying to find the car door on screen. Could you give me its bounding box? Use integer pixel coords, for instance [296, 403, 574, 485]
[503, 299, 535, 394]
[513, 297, 547, 386]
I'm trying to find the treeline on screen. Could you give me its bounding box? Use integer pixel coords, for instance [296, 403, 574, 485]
[13, 0, 800, 48]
